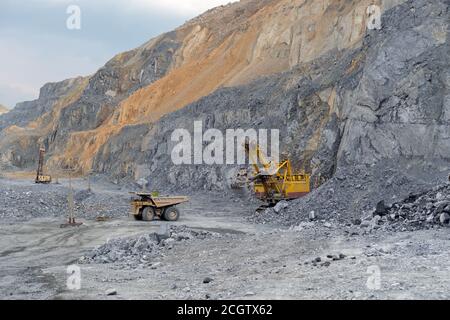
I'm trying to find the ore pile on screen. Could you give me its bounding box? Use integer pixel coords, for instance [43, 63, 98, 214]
[370, 185, 450, 232]
[79, 226, 223, 267]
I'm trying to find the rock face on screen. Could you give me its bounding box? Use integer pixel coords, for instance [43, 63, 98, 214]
[338, 0, 450, 165]
[0, 77, 89, 168]
[0, 31, 180, 170]
[0, 0, 449, 203]
[0, 78, 87, 132]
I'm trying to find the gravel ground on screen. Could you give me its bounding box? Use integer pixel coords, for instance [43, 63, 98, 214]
[0, 177, 449, 300]
[51, 224, 450, 300]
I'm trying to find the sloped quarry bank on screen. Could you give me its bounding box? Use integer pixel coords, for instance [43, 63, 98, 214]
[255, 173, 450, 231]
[251, 163, 450, 227]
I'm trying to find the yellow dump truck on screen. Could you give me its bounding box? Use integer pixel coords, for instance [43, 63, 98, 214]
[130, 192, 189, 222]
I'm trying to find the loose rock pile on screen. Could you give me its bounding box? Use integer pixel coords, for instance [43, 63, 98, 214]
[370, 184, 450, 232]
[74, 189, 129, 220]
[79, 226, 222, 267]
[0, 181, 129, 222]
[0, 184, 67, 221]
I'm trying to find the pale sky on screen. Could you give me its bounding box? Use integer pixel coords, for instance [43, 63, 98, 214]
[0, 0, 238, 108]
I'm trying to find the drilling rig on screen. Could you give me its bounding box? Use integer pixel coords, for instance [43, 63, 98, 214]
[35, 146, 52, 184]
[243, 141, 310, 205]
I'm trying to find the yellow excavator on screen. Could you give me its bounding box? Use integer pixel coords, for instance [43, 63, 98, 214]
[243, 141, 310, 205]
[35, 146, 52, 184]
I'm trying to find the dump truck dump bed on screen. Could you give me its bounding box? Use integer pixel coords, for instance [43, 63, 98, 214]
[131, 193, 189, 208]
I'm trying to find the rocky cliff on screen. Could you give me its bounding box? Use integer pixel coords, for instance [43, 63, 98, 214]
[0, 0, 448, 196]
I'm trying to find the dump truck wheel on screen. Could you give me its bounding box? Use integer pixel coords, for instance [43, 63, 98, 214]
[142, 207, 155, 221]
[163, 207, 180, 222]
[133, 211, 143, 221]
